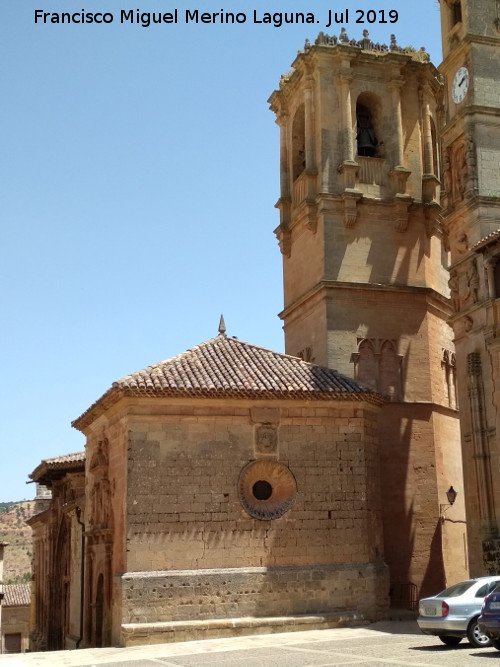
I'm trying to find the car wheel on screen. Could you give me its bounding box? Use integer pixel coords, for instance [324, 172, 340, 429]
[438, 635, 462, 646]
[467, 618, 492, 648]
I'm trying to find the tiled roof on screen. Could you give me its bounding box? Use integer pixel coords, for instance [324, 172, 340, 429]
[3, 583, 30, 607]
[73, 335, 383, 430]
[29, 451, 86, 484]
[472, 228, 500, 251]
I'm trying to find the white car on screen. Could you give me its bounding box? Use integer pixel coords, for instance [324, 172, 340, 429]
[418, 576, 500, 647]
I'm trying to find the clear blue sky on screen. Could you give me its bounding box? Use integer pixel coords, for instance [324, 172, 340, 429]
[1, 1, 443, 501]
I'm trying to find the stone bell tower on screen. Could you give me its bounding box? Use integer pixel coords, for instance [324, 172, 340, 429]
[269, 31, 466, 599]
[438, 0, 500, 574]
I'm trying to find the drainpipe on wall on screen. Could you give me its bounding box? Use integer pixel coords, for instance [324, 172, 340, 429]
[75, 508, 85, 649]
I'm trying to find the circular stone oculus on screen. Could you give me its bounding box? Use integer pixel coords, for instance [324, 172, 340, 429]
[238, 460, 297, 520]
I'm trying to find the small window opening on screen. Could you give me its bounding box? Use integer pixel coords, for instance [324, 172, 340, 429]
[356, 104, 378, 157]
[252, 480, 273, 501]
[494, 262, 500, 299]
[452, 1, 462, 26]
[292, 104, 306, 181]
[430, 117, 439, 178]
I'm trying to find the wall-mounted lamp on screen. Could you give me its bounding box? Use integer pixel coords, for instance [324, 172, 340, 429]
[440, 485, 458, 522]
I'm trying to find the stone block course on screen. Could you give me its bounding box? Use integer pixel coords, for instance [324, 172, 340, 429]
[120, 562, 388, 644]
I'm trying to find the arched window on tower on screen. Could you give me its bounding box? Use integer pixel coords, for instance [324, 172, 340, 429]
[430, 116, 440, 178]
[379, 340, 402, 401]
[356, 103, 378, 157]
[351, 338, 403, 400]
[354, 339, 377, 389]
[291, 104, 305, 181]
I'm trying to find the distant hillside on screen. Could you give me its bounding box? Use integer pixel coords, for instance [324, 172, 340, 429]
[0, 501, 35, 583]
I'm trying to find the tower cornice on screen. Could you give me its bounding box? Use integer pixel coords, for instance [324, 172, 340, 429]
[440, 33, 500, 71]
[279, 280, 451, 322]
[269, 31, 439, 110]
[442, 105, 500, 138]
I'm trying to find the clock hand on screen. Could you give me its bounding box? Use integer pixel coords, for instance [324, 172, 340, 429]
[459, 76, 466, 86]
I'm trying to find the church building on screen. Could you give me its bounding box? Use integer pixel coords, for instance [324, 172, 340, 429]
[27, 0, 500, 651]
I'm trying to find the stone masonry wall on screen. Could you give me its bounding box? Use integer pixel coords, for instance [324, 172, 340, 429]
[119, 397, 388, 637]
[120, 562, 388, 628]
[125, 399, 384, 572]
[378, 402, 464, 599]
[2, 605, 30, 653]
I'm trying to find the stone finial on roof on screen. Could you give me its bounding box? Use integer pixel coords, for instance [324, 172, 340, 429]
[339, 27, 349, 43]
[218, 314, 226, 336]
[304, 31, 429, 62]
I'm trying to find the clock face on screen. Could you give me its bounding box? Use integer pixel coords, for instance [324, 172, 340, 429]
[452, 66, 469, 104]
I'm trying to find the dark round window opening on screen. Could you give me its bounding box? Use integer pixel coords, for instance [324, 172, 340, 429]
[252, 480, 273, 501]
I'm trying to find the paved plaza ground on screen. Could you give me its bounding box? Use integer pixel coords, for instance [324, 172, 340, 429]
[2, 620, 500, 666]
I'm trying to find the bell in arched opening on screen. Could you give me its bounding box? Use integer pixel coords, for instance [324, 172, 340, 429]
[356, 103, 378, 157]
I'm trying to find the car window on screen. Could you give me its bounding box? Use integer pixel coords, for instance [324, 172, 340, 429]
[436, 580, 475, 598]
[487, 581, 500, 594]
[473, 580, 500, 597]
[492, 583, 500, 594]
[476, 584, 489, 597]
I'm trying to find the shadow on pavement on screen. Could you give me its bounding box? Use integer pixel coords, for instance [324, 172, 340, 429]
[365, 619, 421, 636]
[410, 643, 500, 657]
[410, 643, 475, 652]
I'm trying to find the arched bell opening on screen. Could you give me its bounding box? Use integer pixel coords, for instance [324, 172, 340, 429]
[356, 104, 377, 157]
[356, 93, 383, 159]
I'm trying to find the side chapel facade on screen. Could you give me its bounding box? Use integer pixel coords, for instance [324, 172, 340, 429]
[28, 0, 500, 651]
[29, 336, 389, 649]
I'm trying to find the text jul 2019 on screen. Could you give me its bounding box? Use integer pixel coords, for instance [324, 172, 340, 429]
[34, 8, 399, 28]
